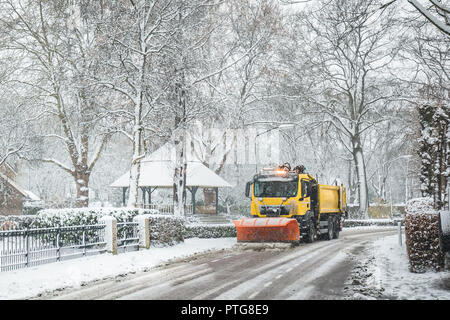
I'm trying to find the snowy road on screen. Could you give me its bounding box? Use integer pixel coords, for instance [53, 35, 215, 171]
[40, 227, 397, 300]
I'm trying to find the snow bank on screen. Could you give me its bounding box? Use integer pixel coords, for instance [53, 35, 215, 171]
[0, 237, 237, 300]
[369, 235, 450, 299]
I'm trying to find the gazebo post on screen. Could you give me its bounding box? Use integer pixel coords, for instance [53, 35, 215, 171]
[141, 187, 146, 206]
[148, 187, 156, 206]
[122, 187, 127, 207]
[215, 187, 219, 214]
[189, 186, 198, 215]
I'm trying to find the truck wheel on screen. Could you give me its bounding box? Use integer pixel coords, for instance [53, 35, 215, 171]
[333, 219, 340, 239]
[325, 216, 334, 240]
[305, 221, 315, 243]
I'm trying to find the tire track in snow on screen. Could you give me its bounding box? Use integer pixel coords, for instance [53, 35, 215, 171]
[213, 241, 344, 299]
[44, 228, 397, 300]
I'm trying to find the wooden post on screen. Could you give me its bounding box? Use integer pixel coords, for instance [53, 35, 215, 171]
[141, 187, 146, 206]
[215, 187, 219, 214]
[190, 186, 198, 215]
[122, 187, 127, 207]
[149, 187, 156, 205]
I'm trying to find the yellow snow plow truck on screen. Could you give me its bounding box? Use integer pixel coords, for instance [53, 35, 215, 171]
[234, 163, 348, 244]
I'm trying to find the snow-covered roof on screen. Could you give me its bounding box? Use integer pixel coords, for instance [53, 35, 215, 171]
[0, 171, 28, 198]
[110, 143, 233, 188]
[0, 171, 42, 201]
[24, 190, 40, 201]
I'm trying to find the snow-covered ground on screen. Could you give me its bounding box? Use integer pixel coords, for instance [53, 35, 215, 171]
[345, 234, 450, 300]
[0, 237, 237, 300]
[2, 230, 450, 300]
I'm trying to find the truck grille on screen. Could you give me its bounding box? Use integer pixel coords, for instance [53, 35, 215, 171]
[259, 205, 291, 216]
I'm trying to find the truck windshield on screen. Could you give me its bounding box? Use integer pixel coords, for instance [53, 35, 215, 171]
[253, 178, 298, 198]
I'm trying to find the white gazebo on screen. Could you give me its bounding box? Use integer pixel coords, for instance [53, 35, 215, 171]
[110, 143, 233, 214]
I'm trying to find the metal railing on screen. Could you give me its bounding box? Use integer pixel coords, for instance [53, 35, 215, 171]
[117, 222, 139, 252]
[0, 224, 106, 272]
[137, 203, 193, 215]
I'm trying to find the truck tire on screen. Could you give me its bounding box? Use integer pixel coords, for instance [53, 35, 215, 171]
[325, 216, 334, 241]
[439, 211, 450, 253]
[333, 218, 340, 239]
[305, 221, 316, 243]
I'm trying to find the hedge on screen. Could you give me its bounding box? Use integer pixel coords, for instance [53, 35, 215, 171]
[404, 198, 445, 272]
[0, 215, 37, 230]
[34, 207, 160, 228]
[33, 208, 186, 247]
[149, 214, 185, 247]
[0, 208, 186, 248]
[184, 223, 236, 239]
[344, 218, 403, 228]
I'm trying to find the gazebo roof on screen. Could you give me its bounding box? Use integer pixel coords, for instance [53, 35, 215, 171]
[110, 143, 233, 188]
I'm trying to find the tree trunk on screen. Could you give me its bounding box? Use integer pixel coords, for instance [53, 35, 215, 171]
[127, 101, 144, 207]
[173, 125, 187, 216]
[127, 48, 146, 208]
[127, 123, 144, 208]
[74, 169, 90, 208]
[353, 145, 369, 218]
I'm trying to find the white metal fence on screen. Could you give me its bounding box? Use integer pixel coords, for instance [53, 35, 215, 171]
[136, 203, 193, 215]
[0, 225, 107, 272]
[117, 222, 139, 253]
[0, 221, 142, 272]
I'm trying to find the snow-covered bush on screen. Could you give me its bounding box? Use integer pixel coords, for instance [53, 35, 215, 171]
[0, 215, 37, 230]
[34, 208, 185, 247]
[185, 223, 236, 239]
[149, 215, 185, 247]
[2, 208, 185, 247]
[34, 207, 160, 228]
[404, 197, 445, 273]
[344, 218, 403, 228]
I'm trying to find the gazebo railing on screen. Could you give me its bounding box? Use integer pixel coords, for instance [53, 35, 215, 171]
[136, 203, 193, 215]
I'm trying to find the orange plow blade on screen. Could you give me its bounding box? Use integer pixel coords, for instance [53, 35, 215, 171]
[233, 218, 300, 243]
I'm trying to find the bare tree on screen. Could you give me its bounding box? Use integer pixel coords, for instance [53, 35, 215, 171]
[398, 5, 450, 208]
[1, 0, 112, 207]
[407, 0, 450, 35]
[285, 0, 400, 217]
[96, 0, 176, 207]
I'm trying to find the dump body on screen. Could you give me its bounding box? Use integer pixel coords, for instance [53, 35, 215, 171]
[318, 184, 347, 214]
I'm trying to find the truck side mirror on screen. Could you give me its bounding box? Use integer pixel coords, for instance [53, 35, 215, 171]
[245, 182, 252, 198]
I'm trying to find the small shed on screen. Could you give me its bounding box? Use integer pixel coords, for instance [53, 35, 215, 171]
[0, 164, 41, 215]
[110, 143, 233, 214]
